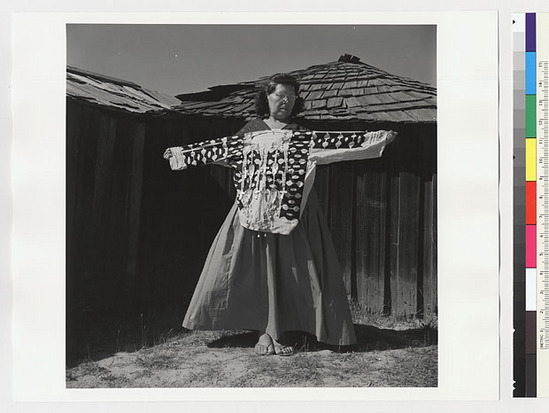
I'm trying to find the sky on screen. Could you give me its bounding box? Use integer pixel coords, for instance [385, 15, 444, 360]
[67, 24, 436, 96]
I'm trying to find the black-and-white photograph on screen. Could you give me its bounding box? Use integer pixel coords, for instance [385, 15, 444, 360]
[65, 24, 437, 388]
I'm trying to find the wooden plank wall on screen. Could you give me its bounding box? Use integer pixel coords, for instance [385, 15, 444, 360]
[67, 103, 153, 360]
[312, 123, 437, 317]
[66, 103, 247, 361]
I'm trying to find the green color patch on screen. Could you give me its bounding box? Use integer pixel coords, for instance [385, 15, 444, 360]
[526, 94, 537, 138]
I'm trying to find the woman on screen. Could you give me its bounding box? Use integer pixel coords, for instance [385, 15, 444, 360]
[164, 73, 395, 356]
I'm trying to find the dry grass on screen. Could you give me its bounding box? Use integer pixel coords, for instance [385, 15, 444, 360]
[66, 309, 437, 388]
[349, 299, 438, 330]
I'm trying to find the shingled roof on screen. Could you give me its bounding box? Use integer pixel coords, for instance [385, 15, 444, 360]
[173, 54, 436, 123]
[66, 66, 180, 114]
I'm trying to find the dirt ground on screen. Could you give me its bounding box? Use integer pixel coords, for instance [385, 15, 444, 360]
[66, 324, 437, 388]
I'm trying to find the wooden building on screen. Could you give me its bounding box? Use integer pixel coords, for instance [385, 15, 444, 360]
[66, 55, 436, 361]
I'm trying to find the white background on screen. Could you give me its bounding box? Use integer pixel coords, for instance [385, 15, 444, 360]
[0, 0, 544, 412]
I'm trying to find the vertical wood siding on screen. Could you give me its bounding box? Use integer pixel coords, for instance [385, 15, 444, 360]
[310, 122, 437, 317]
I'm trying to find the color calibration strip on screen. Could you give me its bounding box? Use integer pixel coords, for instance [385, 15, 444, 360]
[526, 12, 537, 398]
[515, 12, 549, 398]
[513, 13, 528, 397]
[514, 12, 540, 398]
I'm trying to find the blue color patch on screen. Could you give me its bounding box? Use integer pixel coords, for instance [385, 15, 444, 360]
[526, 52, 536, 95]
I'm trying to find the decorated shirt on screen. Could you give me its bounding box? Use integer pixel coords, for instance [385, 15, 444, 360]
[165, 127, 396, 235]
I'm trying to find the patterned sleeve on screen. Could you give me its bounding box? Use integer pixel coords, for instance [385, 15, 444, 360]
[164, 135, 243, 170]
[304, 130, 397, 165]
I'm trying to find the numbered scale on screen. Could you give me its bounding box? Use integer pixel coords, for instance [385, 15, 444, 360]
[539, 59, 549, 350]
[537, 13, 549, 395]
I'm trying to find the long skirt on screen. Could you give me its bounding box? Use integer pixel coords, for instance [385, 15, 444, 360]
[182, 190, 357, 346]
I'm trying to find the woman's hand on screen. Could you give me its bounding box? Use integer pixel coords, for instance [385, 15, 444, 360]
[163, 148, 173, 159]
[386, 130, 398, 144]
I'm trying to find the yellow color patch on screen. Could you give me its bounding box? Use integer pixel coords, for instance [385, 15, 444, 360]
[526, 138, 537, 181]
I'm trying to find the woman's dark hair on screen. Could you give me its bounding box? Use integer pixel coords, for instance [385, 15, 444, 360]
[254, 73, 305, 118]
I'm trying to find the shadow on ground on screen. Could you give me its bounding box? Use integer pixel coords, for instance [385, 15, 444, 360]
[206, 323, 437, 353]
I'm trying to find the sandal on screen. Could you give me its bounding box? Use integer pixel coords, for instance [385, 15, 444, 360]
[273, 338, 294, 356]
[254, 333, 275, 356]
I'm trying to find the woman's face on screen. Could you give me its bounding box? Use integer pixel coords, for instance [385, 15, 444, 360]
[267, 83, 297, 121]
